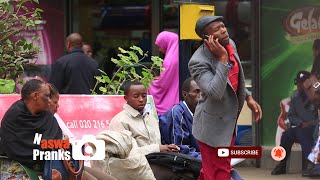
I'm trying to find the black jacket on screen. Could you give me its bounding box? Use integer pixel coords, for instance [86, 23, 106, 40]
[49, 48, 99, 94]
[0, 100, 62, 168]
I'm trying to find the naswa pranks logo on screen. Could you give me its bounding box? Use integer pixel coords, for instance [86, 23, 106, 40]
[33, 133, 105, 161]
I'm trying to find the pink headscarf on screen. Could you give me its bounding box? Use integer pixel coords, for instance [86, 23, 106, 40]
[147, 31, 179, 115]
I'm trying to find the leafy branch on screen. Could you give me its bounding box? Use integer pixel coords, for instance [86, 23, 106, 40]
[0, 0, 43, 80]
[92, 46, 163, 95]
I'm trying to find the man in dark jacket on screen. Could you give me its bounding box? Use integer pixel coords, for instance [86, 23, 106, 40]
[49, 33, 99, 94]
[159, 77, 201, 159]
[272, 71, 318, 175]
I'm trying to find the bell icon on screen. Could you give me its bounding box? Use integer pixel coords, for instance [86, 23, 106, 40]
[274, 149, 283, 158]
[271, 146, 286, 161]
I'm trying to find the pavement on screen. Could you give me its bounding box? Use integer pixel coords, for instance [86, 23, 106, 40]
[237, 167, 312, 180]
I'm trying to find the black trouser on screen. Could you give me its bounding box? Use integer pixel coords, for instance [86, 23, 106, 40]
[279, 125, 316, 169]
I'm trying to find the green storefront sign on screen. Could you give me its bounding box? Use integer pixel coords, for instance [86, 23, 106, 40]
[261, 1, 320, 145]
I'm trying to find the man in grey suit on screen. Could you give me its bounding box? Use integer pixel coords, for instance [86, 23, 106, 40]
[188, 15, 262, 180]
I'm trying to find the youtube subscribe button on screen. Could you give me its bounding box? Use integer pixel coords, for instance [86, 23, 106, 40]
[218, 148, 229, 157]
[217, 146, 262, 158]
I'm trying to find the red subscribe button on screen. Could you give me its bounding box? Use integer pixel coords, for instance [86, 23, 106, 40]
[217, 146, 262, 158]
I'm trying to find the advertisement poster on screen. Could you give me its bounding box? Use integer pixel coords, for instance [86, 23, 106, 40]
[0, 95, 157, 139]
[16, 0, 64, 88]
[261, 1, 320, 145]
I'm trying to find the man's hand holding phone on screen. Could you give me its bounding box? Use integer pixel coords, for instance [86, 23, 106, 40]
[204, 34, 228, 65]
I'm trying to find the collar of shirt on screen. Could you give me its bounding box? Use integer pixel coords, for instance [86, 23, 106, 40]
[225, 44, 235, 55]
[142, 107, 149, 116]
[70, 48, 84, 54]
[182, 101, 193, 116]
[226, 44, 237, 66]
[123, 103, 147, 117]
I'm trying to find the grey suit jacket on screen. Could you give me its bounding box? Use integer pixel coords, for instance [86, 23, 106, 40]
[188, 39, 248, 147]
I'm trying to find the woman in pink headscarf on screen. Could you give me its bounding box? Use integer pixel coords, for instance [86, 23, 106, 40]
[148, 31, 179, 115]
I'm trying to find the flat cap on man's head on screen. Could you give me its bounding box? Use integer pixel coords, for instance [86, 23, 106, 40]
[195, 15, 224, 38]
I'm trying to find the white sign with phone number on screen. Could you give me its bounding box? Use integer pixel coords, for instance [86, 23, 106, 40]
[66, 120, 110, 129]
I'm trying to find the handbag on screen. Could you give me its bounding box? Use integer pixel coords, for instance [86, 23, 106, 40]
[43, 149, 85, 180]
[303, 74, 320, 107]
[146, 152, 202, 180]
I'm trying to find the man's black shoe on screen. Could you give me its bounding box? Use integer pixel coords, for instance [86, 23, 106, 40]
[302, 163, 315, 177]
[302, 170, 312, 177]
[308, 172, 320, 179]
[271, 165, 286, 175]
[306, 168, 320, 178]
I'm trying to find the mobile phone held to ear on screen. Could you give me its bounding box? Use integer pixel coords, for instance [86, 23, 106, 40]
[204, 35, 210, 40]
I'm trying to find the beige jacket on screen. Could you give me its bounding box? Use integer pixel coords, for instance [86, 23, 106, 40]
[93, 130, 156, 180]
[109, 103, 161, 155]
